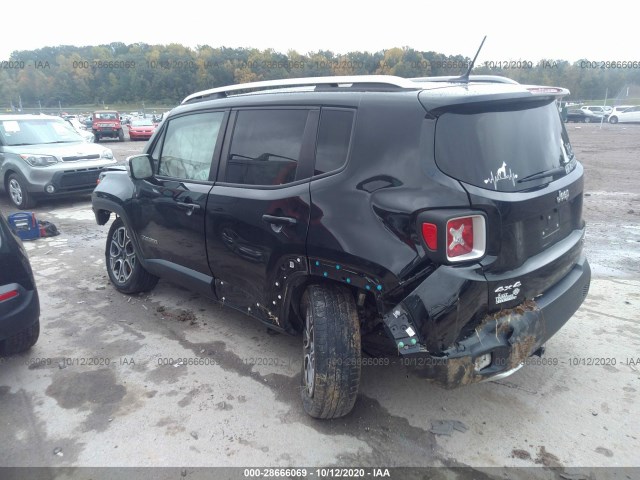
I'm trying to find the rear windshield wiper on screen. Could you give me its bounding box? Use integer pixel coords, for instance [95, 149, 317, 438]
[517, 166, 567, 184]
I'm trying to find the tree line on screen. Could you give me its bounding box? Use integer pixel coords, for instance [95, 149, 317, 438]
[1, 43, 638, 109]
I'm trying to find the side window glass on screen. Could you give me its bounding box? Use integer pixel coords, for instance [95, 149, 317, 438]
[314, 109, 355, 175]
[158, 112, 224, 181]
[225, 109, 308, 186]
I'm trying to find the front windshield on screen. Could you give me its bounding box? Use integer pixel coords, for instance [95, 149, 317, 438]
[95, 112, 118, 120]
[0, 118, 83, 146]
[132, 119, 154, 127]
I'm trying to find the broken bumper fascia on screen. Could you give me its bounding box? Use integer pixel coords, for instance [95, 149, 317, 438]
[382, 255, 591, 387]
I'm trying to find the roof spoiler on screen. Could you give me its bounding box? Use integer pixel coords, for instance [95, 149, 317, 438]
[411, 75, 519, 85]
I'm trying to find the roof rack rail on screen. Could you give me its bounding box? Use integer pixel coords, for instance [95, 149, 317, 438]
[181, 75, 419, 104]
[411, 75, 519, 85]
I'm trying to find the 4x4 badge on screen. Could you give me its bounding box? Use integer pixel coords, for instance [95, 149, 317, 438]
[556, 189, 570, 203]
[484, 162, 518, 190]
[495, 280, 522, 304]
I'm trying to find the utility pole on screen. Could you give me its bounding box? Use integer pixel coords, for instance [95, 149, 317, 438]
[600, 88, 608, 129]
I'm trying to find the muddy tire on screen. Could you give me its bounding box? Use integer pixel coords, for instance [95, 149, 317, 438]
[105, 217, 158, 294]
[1, 320, 40, 355]
[7, 173, 35, 209]
[300, 284, 361, 419]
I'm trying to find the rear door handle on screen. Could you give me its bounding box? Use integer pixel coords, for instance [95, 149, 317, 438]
[262, 214, 297, 226]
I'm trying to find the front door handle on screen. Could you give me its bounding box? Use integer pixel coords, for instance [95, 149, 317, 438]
[177, 202, 201, 216]
[262, 214, 297, 226]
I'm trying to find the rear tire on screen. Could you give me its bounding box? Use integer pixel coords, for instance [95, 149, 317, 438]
[1, 320, 40, 355]
[105, 217, 158, 294]
[609, 116, 618, 124]
[300, 284, 361, 419]
[584, 117, 591, 123]
[7, 173, 35, 209]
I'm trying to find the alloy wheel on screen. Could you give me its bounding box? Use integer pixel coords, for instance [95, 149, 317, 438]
[9, 178, 23, 206]
[303, 311, 315, 397]
[109, 225, 136, 284]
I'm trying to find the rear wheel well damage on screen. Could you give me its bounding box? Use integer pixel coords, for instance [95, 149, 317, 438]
[285, 277, 382, 336]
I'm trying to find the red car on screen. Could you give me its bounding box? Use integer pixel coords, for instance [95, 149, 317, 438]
[127, 119, 156, 141]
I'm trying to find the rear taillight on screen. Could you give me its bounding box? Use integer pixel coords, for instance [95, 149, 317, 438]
[445, 215, 486, 262]
[421, 223, 438, 250]
[0, 289, 19, 303]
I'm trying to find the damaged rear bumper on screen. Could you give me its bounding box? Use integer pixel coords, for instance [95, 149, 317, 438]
[383, 255, 590, 387]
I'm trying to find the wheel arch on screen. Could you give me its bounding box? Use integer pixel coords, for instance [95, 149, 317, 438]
[3, 168, 25, 191]
[92, 195, 151, 271]
[280, 274, 374, 334]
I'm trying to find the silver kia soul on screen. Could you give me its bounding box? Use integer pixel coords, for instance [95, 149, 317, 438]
[0, 114, 117, 209]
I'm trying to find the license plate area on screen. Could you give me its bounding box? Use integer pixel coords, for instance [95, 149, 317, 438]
[541, 207, 561, 240]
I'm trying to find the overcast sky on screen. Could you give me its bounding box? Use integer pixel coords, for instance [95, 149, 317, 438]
[2, 1, 636, 62]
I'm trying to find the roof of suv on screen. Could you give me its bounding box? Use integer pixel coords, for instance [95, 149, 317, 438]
[178, 75, 569, 114]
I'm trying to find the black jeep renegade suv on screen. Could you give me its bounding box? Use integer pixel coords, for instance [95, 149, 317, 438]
[92, 75, 591, 419]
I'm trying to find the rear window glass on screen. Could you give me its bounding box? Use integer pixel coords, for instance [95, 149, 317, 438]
[225, 109, 309, 186]
[434, 101, 574, 192]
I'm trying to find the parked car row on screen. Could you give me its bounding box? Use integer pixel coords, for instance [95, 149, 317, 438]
[564, 104, 640, 124]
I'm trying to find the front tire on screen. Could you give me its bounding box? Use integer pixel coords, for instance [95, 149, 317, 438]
[118, 129, 125, 142]
[301, 284, 361, 419]
[7, 173, 35, 209]
[105, 217, 158, 294]
[609, 116, 618, 124]
[584, 116, 591, 123]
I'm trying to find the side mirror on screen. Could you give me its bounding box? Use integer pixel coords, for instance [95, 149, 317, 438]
[128, 154, 154, 180]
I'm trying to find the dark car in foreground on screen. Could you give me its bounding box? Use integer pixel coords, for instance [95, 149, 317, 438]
[0, 211, 40, 355]
[92, 75, 590, 419]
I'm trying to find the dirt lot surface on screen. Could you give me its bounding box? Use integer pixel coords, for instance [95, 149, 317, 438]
[0, 124, 638, 478]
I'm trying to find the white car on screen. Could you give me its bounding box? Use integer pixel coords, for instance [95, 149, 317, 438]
[580, 106, 609, 117]
[65, 118, 95, 143]
[608, 106, 640, 124]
